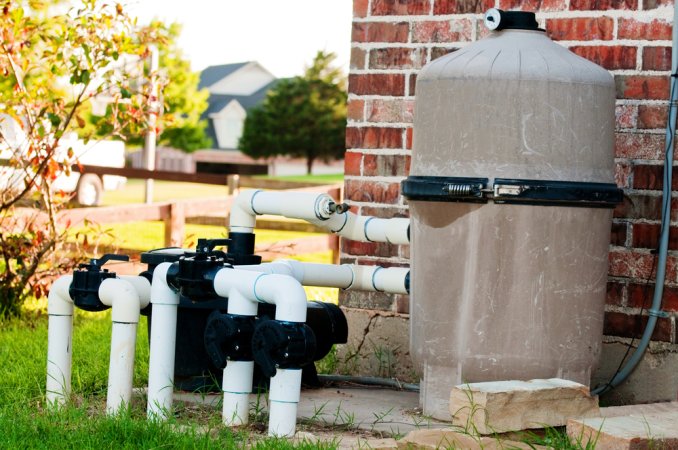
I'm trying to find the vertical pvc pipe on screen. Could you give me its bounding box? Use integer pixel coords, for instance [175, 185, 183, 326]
[99, 278, 144, 415]
[222, 360, 254, 426]
[220, 288, 258, 425]
[46, 275, 74, 408]
[147, 263, 180, 419]
[268, 368, 303, 437]
[46, 315, 73, 406]
[106, 322, 137, 414]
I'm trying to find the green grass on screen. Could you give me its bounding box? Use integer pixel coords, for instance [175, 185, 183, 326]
[0, 312, 338, 448]
[101, 179, 230, 206]
[100, 173, 343, 206]
[69, 221, 323, 252]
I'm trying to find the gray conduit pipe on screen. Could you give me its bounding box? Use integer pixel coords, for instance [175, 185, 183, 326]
[318, 374, 420, 392]
[592, 3, 678, 395]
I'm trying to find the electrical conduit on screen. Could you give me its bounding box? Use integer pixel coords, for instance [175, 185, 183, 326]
[592, 4, 678, 396]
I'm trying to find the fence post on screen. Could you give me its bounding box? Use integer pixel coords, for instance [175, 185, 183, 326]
[164, 202, 185, 247]
[227, 174, 240, 196]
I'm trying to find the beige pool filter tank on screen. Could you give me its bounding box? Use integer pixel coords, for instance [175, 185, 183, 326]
[402, 9, 622, 419]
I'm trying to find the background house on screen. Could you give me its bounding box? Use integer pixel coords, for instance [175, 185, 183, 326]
[131, 61, 278, 175]
[199, 61, 280, 150]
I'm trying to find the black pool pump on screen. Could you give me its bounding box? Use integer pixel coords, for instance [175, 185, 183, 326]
[140, 237, 348, 391]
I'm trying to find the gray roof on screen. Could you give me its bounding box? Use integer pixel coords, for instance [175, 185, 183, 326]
[203, 79, 283, 150]
[198, 62, 249, 90]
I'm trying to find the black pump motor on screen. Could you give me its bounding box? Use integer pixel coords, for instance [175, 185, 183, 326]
[140, 240, 348, 391]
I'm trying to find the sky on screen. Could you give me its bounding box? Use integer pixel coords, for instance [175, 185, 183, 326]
[125, 0, 353, 78]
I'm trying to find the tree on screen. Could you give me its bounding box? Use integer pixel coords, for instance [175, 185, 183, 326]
[0, 0, 154, 317]
[239, 51, 347, 174]
[85, 21, 211, 152]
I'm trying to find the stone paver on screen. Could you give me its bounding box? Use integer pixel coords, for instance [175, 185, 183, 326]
[449, 378, 600, 434]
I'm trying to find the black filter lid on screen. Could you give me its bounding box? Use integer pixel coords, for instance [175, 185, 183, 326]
[484, 8, 544, 32]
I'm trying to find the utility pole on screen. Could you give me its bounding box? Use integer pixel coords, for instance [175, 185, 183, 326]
[143, 45, 159, 204]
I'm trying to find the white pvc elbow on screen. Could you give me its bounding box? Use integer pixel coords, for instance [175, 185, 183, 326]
[230, 189, 336, 233]
[99, 277, 148, 324]
[214, 269, 308, 323]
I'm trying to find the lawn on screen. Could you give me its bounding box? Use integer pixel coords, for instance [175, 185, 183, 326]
[71, 221, 324, 253]
[0, 311, 335, 449]
[101, 173, 343, 206]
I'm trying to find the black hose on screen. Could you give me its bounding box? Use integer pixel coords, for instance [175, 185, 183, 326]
[318, 374, 420, 392]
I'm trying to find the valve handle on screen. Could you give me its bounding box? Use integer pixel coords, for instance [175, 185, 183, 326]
[329, 202, 350, 214]
[196, 238, 231, 253]
[79, 253, 129, 271]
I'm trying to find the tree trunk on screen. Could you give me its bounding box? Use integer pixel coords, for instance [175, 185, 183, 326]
[306, 156, 315, 175]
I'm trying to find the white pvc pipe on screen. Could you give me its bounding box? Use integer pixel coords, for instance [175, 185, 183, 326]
[106, 322, 137, 414]
[147, 263, 180, 420]
[221, 360, 254, 426]
[268, 368, 303, 437]
[315, 211, 410, 245]
[229, 189, 410, 244]
[230, 189, 334, 233]
[213, 269, 307, 322]
[212, 268, 308, 432]
[236, 260, 410, 295]
[221, 288, 258, 426]
[46, 275, 74, 408]
[99, 277, 147, 415]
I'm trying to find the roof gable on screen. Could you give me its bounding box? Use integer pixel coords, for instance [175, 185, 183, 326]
[198, 62, 249, 90]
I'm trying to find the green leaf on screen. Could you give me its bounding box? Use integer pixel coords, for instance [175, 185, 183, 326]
[47, 113, 61, 127]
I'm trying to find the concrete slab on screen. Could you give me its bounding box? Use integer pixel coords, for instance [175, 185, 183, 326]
[600, 401, 678, 418]
[175, 386, 448, 435]
[568, 402, 678, 450]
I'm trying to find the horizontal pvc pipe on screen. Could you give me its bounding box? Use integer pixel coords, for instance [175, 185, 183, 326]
[222, 360, 254, 426]
[147, 263, 180, 420]
[236, 260, 410, 294]
[268, 368, 303, 437]
[229, 189, 410, 244]
[214, 269, 308, 322]
[230, 189, 334, 233]
[312, 211, 410, 245]
[46, 275, 74, 408]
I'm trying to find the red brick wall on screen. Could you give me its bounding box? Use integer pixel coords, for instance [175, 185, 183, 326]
[343, 0, 677, 345]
